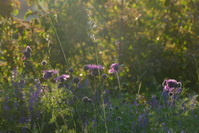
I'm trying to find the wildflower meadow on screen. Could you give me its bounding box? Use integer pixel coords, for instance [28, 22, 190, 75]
[0, 0, 199, 133]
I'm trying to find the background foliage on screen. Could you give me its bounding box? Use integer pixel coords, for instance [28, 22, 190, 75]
[0, 0, 199, 99]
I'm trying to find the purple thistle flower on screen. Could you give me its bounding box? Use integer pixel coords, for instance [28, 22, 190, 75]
[22, 46, 32, 60]
[87, 64, 103, 76]
[162, 79, 182, 107]
[109, 63, 119, 73]
[83, 65, 89, 71]
[26, 46, 32, 53]
[54, 74, 70, 82]
[22, 51, 31, 60]
[162, 79, 182, 92]
[87, 64, 103, 70]
[43, 70, 58, 79]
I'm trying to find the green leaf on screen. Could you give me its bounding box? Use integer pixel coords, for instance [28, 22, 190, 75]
[13, 9, 19, 16]
[24, 9, 33, 20]
[114, 5, 118, 11]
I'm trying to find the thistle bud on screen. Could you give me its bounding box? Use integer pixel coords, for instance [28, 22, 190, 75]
[73, 77, 80, 84]
[68, 68, 74, 73]
[83, 65, 89, 71]
[82, 96, 90, 103]
[26, 46, 32, 53]
[101, 74, 108, 79]
[41, 60, 47, 66]
[116, 116, 122, 121]
[115, 106, 119, 110]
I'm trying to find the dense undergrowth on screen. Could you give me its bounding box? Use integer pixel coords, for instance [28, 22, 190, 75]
[0, 46, 199, 133]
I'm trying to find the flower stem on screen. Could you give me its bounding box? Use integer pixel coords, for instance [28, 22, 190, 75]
[116, 72, 121, 98]
[102, 81, 108, 133]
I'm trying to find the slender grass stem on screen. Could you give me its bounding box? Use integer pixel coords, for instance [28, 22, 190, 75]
[94, 40, 99, 66]
[48, 16, 70, 68]
[71, 112, 77, 133]
[86, 75, 94, 95]
[158, 92, 164, 107]
[102, 81, 108, 133]
[72, 83, 78, 132]
[40, 111, 46, 133]
[93, 38, 102, 84]
[36, 121, 41, 133]
[36, 3, 69, 68]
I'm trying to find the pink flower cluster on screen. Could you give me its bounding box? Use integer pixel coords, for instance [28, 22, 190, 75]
[162, 79, 182, 92]
[109, 63, 119, 73]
